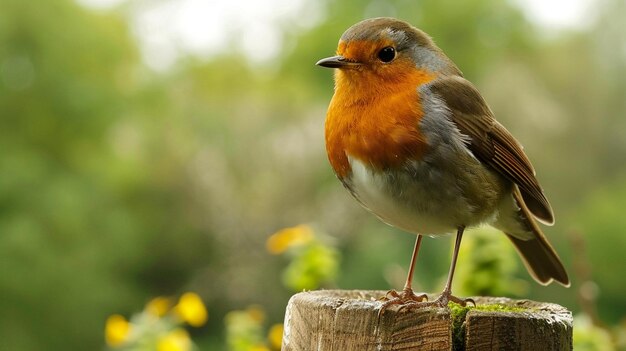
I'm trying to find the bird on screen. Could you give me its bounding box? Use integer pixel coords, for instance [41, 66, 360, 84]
[316, 17, 569, 309]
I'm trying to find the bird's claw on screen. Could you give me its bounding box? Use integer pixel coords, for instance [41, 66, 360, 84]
[448, 295, 476, 307]
[377, 289, 476, 324]
[377, 287, 428, 321]
[418, 291, 475, 308]
[379, 287, 428, 303]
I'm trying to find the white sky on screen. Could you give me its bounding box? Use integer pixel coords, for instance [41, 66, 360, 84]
[77, 0, 595, 70]
[513, 0, 595, 30]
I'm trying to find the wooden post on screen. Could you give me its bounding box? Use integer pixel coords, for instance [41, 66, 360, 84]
[281, 290, 572, 351]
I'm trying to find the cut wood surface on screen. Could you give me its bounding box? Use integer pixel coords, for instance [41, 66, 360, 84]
[281, 290, 572, 351]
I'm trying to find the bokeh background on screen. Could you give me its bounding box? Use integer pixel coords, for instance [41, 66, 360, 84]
[1, 0, 625, 349]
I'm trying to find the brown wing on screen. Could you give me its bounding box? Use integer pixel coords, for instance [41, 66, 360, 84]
[506, 187, 569, 286]
[429, 76, 554, 224]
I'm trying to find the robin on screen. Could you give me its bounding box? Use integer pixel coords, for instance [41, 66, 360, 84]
[316, 17, 569, 309]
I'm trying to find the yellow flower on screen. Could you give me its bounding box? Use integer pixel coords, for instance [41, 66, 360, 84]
[146, 296, 172, 317]
[175, 292, 208, 327]
[266, 224, 314, 254]
[249, 345, 270, 351]
[268, 324, 284, 350]
[105, 314, 131, 347]
[246, 305, 266, 323]
[157, 328, 191, 351]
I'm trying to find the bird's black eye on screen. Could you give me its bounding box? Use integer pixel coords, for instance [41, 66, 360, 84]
[377, 46, 395, 63]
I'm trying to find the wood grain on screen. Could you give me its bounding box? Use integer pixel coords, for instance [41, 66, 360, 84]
[281, 290, 572, 351]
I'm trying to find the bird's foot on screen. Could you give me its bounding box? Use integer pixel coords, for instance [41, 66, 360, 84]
[419, 290, 475, 308]
[377, 288, 475, 323]
[377, 287, 428, 320]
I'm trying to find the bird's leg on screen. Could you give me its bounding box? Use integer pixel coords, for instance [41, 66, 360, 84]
[427, 226, 475, 307]
[378, 235, 428, 318]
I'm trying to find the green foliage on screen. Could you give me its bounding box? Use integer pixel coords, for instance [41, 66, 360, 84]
[573, 315, 615, 351]
[224, 307, 267, 351]
[574, 176, 626, 323]
[455, 228, 528, 297]
[0, 1, 145, 350]
[224, 306, 281, 351]
[282, 241, 339, 291]
[0, 1, 215, 350]
[267, 224, 340, 291]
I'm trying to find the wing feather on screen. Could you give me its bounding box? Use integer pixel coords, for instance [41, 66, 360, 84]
[429, 76, 554, 224]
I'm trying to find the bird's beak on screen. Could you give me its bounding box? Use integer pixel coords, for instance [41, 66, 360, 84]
[316, 55, 361, 69]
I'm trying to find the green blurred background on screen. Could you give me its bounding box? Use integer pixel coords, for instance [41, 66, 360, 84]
[1, 0, 625, 349]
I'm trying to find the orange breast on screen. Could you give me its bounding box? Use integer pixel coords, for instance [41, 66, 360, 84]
[325, 64, 435, 179]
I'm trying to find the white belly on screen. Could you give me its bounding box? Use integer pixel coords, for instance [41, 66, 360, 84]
[347, 156, 501, 236]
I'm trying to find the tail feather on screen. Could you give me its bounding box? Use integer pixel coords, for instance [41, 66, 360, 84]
[506, 188, 570, 287]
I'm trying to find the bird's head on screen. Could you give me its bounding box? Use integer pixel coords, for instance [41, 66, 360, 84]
[317, 17, 461, 93]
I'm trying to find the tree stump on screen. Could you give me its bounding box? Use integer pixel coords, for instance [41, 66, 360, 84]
[281, 290, 572, 351]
